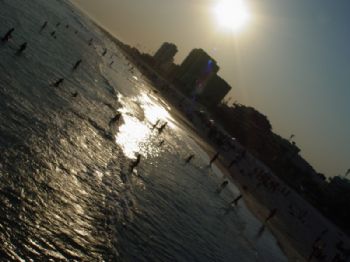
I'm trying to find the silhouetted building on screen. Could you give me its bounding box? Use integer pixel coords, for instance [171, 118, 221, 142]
[153, 42, 178, 67]
[176, 49, 219, 95]
[199, 75, 231, 108]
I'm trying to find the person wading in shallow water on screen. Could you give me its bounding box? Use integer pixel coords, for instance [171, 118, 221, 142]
[1, 28, 14, 42]
[130, 154, 141, 172]
[216, 180, 229, 194]
[231, 194, 243, 206]
[40, 21, 48, 32]
[53, 78, 64, 87]
[16, 42, 27, 54]
[72, 59, 82, 71]
[157, 122, 167, 135]
[185, 154, 195, 164]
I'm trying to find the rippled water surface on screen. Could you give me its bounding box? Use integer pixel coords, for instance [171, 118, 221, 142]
[0, 0, 287, 261]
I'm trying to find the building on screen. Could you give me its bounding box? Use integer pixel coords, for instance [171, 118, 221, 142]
[176, 49, 219, 95]
[153, 42, 178, 67]
[198, 75, 232, 108]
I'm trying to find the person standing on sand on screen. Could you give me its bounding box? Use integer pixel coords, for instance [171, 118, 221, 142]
[264, 208, 277, 223]
[209, 152, 220, 166]
[228, 158, 237, 168]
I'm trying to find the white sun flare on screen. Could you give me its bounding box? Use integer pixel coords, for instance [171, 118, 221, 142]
[214, 0, 250, 33]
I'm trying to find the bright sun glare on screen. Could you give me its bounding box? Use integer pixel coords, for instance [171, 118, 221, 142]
[214, 0, 250, 33]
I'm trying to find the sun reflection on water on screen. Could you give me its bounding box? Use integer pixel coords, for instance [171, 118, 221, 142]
[115, 115, 151, 159]
[115, 92, 174, 159]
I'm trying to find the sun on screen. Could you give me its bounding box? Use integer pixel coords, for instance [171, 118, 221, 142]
[214, 0, 250, 33]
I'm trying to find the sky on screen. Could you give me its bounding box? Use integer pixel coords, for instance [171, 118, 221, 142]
[70, 0, 350, 177]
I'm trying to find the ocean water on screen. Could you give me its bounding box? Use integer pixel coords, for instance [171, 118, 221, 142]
[0, 0, 288, 261]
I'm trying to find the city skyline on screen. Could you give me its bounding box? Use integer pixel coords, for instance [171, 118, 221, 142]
[70, 0, 350, 177]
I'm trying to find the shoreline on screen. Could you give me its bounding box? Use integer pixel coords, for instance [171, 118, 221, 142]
[142, 79, 350, 261]
[101, 11, 350, 261]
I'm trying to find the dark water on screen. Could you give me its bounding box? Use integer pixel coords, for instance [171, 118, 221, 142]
[0, 0, 287, 261]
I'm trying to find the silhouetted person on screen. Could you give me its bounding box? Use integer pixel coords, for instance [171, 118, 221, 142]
[102, 48, 107, 56]
[231, 194, 243, 206]
[152, 120, 160, 130]
[264, 208, 277, 223]
[256, 225, 266, 239]
[2, 28, 14, 42]
[228, 158, 237, 168]
[130, 154, 141, 172]
[53, 78, 64, 87]
[209, 152, 220, 166]
[109, 113, 122, 127]
[73, 59, 82, 70]
[40, 21, 48, 32]
[157, 122, 167, 134]
[72, 91, 78, 98]
[216, 180, 229, 194]
[331, 254, 346, 262]
[185, 154, 195, 164]
[16, 42, 27, 54]
[308, 239, 326, 262]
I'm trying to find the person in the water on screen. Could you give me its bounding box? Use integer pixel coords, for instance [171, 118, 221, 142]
[231, 194, 243, 206]
[130, 154, 141, 172]
[216, 180, 229, 194]
[40, 21, 48, 32]
[72, 59, 82, 71]
[157, 122, 167, 134]
[109, 113, 122, 127]
[16, 42, 27, 54]
[1, 28, 15, 42]
[152, 120, 160, 130]
[185, 154, 195, 164]
[53, 78, 64, 87]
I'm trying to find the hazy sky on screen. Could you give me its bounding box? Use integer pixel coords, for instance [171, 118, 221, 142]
[71, 0, 350, 177]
